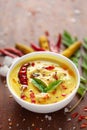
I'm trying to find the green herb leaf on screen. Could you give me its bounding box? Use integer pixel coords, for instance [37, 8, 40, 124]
[82, 53, 87, 62]
[62, 30, 77, 47]
[70, 57, 79, 67]
[32, 78, 47, 92]
[63, 30, 73, 42]
[80, 76, 87, 84]
[74, 50, 81, 58]
[44, 80, 62, 92]
[82, 61, 87, 70]
[83, 37, 87, 50]
[84, 37, 87, 43]
[77, 84, 87, 96]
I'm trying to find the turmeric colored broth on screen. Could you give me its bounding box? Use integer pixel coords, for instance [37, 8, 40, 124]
[9, 55, 77, 104]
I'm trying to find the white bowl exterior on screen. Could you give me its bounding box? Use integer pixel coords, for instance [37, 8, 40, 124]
[7, 51, 80, 113]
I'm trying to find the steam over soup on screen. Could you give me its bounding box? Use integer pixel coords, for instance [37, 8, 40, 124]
[9, 56, 77, 104]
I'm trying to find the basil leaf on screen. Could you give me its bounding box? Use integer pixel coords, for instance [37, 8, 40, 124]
[45, 80, 62, 92]
[32, 78, 47, 92]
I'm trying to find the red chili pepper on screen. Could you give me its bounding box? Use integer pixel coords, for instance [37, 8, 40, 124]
[23, 63, 30, 67]
[85, 116, 87, 119]
[4, 47, 23, 57]
[45, 31, 50, 36]
[35, 128, 39, 130]
[31, 99, 36, 103]
[0, 64, 2, 66]
[48, 34, 62, 53]
[0, 49, 18, 58]
[31, 43, 45, 51]
[80, 123, 87, 128]
[21, 94, 26, 100]
[30, 92, 35, 98]
[84, 107, 87, 112]
[31, 62, 35, 67]
[61, 84, 67, 90]
[53, 72, 58, 80]
[18, 63, 30, 85]
[56, 33, 62, 52]
[71, 112, 78, 118]
[61, 93, 66, 97]
[49, 40, 58, 53]
[44, 66, 55, 70]
[30, 91, 36, 103]
[78, 115, 85, 121]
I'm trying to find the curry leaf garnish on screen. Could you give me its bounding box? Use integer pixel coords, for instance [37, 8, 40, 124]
[44, 80, 62, 92]
[77, 83, 87, 96]
[32, 78, 62, 93]
[62, 30, 77, 47]
[62, 30, 79, 67]
[32, 78, 47, 92]
[62, 30, 87, 112]
[83, 37, 87, 50]
[80, 76, 87, 84]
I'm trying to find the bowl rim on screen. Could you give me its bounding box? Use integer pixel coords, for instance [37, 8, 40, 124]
[7, 51, 80, 108]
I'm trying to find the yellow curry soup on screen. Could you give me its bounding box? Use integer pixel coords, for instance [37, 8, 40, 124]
[9, 56, 77, 105]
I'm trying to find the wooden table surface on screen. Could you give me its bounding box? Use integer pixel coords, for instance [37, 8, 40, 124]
[0, 0, 87, 130]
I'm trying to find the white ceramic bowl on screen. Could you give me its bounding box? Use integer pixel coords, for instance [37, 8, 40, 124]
[7, 51, 80, 113]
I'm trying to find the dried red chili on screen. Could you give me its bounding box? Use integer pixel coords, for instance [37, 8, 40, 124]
[31, 62, 35, 67]
[44, 66, 55, 70]
[49, 40, 58, 53]
[56, 33, 62, 52]
[80, 123, 87, 128]
[30, 91, 35, 98]
[61, 84, 67, 90]
[31, 43, 45, 51]
[35, 128, 39, 130]
[0, 49, 18, 58]
[30, 91, 36, 103]
[78, 115, 85, 121]
[4, 47, 23, 57]
[48, 33, 62, 53]
[61, 93, 66, 97]
[18, 63, 30, 85]
[71, 112, 78, 118]
[84, 107, 87, 112]
[53, 72, 58, 80]
[21, 94, 26, 100]
[45, 30, 50, 36]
